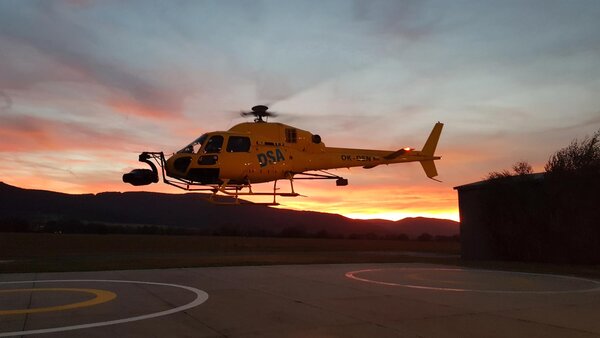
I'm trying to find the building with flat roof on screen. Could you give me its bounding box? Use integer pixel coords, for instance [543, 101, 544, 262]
[454, 173, 599, 263]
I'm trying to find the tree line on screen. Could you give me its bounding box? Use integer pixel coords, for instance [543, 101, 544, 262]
[481, 129, 600, 263]
[0, 217, 458, 241]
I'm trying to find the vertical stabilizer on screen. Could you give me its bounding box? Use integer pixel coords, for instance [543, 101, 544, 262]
[420, 122, 443, 181]
[421, 122, 444, 156]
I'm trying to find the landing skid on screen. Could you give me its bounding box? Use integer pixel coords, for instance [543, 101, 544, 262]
[136, 152, 346, 205]
[291, 170, 348, 186]
[210, 178, 300, 206]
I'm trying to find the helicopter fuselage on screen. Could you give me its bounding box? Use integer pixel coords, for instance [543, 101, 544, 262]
[162, 121, 441, 185]
[122, 105, 443, 204]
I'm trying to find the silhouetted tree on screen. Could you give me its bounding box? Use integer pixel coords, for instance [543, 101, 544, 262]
[435, 235, 457, 242]
[347, 233, 379, 240]
[280, 226, 307, 238]
[543, 129, 600, 263]
[0, 217, 31, 232]
[417, 233, 433, 241]
[315, 229, 332, 238]
[487, 161, 534, 180]
[486, 169, 512, 180]
[545, 129, 600, 176]
[473, 130, 600, 263]
[512, 161, 533, 175]
[396, 233, 410, 241]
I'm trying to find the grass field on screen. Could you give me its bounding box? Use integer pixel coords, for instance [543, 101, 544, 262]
[0, 233, 459, 273]
[1, 233, 599, 279]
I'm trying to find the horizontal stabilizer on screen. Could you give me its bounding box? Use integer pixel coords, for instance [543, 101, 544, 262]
[384, 148, 411, 160]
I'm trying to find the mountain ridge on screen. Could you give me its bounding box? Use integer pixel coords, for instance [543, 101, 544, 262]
[0, 182, 458, 238]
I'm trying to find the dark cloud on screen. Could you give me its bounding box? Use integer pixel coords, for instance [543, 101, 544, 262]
[184, 1, 439, 104]
[0, 1, 441, 113]
[0, 2, 186, 118]
[539, 112, 600, 135]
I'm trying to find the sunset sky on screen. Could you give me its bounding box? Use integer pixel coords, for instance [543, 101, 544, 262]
[1, 1, 599, 222]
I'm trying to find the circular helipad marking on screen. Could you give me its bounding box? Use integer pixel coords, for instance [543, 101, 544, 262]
[345, 268, 600, 294]
[0, 280, 209, 337]
[0, 288, 116, 315]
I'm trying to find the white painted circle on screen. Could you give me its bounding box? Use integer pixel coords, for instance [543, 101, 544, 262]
[0, 279, 209, 337]
[345, 268, 600, 294]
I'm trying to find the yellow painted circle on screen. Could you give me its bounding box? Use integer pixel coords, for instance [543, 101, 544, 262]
[0, 288, 117, 315]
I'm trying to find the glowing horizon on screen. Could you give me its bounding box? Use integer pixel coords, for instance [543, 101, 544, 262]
[1, 1, 599, 224]
[0, 176, 460, 222]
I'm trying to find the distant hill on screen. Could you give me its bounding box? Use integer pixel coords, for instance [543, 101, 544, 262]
[0, 182, 458, 238]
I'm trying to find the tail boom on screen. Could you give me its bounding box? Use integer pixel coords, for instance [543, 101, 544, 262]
[302, 122, 443, 180]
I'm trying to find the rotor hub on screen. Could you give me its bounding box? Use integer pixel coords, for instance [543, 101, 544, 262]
[241, 105, 277, 122]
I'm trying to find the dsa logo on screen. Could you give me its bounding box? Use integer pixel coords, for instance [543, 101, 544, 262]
[257, 149, 285, 167]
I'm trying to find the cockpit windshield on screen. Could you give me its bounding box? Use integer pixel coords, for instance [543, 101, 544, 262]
[178, 134, 208, 153]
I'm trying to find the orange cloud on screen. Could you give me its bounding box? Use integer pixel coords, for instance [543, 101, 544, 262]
[107, 97, 179, 119]
[0, 114, 143, 152]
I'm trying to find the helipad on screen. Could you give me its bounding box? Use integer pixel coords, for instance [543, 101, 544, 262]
[1, 264, 599, 337]
[346, 267, 600, 293]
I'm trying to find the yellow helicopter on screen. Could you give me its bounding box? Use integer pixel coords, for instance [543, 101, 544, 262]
[123, 105, 443, 205]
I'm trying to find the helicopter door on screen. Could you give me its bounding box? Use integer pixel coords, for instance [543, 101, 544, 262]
[219, 136, 252, 181]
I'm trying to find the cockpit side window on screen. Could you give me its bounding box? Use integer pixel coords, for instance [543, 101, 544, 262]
[179, 134, 208, 154]
[226, 136, 251, 152]
[204, 135, 224, 153]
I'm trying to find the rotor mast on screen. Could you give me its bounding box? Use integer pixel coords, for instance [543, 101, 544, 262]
[241, 105, 277, 123]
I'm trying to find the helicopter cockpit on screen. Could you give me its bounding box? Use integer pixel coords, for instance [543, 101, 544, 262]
[178, 134, 208, 154]
[178, 133, 252, 155]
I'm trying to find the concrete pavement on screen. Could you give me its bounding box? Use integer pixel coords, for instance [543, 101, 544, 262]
[2, 263, 600, 337]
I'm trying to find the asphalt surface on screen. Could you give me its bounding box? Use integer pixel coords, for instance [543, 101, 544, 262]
[2, 263, 600, 337]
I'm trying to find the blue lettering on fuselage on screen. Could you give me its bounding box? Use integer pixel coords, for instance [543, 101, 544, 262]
[258, 148, 285, 167]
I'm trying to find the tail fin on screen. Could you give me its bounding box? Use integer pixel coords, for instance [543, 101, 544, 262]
[420, 160, 440, 181]
[420, 122, 443, 181]
[421, 122, 443, 156]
